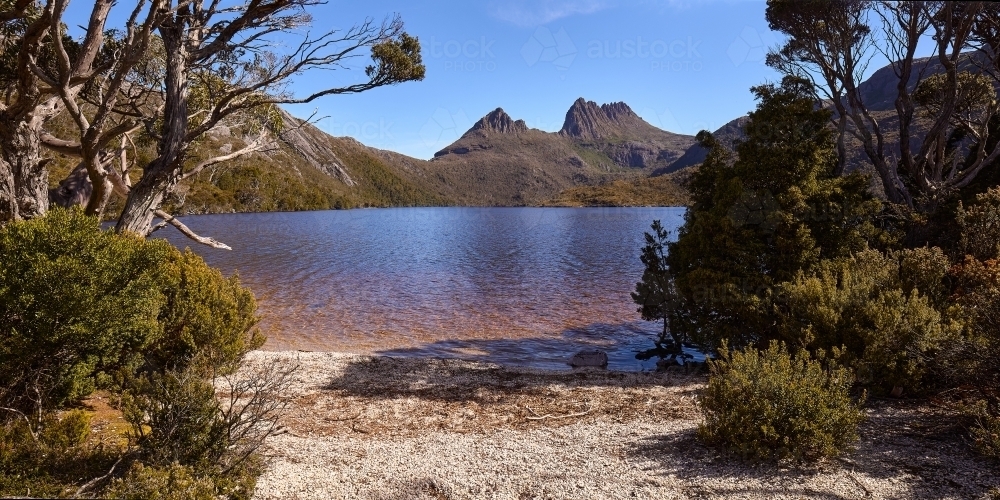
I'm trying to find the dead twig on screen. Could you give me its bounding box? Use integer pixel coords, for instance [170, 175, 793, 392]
[525, 405, 593, 421]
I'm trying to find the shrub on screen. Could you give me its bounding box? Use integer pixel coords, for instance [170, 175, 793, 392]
[0, 209, 273, 498]
[971, 408, 1000, 460]
[147, 250, 264, 375]
[120, 358, 293, 500]
[105, 463, 218, 500]
[956, 187, 1000, 261]
[0, 410, 117, 497]
[698, 341, 865, 462]
[777, 248, 959, 393]
[0, 209, 172, 417]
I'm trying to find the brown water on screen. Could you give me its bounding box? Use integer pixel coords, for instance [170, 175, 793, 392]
[158, 207, 690, 370]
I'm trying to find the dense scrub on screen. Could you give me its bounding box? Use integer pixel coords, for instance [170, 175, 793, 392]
[698, 342, 864, 461]
[0, 209, 286, 498]
[656, 76, 1000, 462]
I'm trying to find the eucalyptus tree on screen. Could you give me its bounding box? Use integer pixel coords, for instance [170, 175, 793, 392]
[112, 1, 425, 241]
[1, 0, 424, 249]
[766, 1, 1000, 210]
[0, 0, 113, 221]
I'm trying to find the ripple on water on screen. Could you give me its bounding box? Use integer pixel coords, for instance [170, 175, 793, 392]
[157, 207, 689, 371]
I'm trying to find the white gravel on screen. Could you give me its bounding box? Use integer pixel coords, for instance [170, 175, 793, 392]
[250, 351, 999, 500]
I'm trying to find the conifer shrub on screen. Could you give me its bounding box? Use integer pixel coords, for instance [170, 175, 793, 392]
[698, 341, 865, 462]
[0, 209, 172, 416]
[971, 407, 1000, 460]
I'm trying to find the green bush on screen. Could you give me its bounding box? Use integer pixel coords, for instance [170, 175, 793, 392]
[0, 209, 172, 416]
[698, 341, 865, 462]
[148, 250, 264, 375]
[971, 408, 1000, 460]
[957, 187, 1000, 261]
[106, 463, 218, 500]
[778, 248, 958, 393]
[0, 410, 117, 497]
[0, 209, 270, 498]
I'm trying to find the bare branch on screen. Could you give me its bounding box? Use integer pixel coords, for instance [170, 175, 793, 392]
[153, 209, 232, 250]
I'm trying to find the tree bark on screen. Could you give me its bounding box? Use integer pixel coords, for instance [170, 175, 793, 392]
[0, 157, 17, 223]
[0, 117, 50, 220]
[116, 17, 188, 236]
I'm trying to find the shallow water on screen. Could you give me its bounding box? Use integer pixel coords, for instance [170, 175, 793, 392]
[157, 207, 692, 370]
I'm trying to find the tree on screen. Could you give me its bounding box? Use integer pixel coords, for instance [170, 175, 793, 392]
[0, 0, 425, 250]
[766, 1, 1000, 210]
[0, 0, 115, 221]
[666, 76, 885, 350]
[113, 2, 425, 240]
[631, 220, 682, 354]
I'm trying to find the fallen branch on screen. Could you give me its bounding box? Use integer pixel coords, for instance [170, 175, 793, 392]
[153, 209, 232, 250]
[525, 405, 592, 421]
[75, 455, 124, 497]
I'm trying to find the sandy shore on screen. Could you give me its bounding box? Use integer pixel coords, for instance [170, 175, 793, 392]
[249, 351, 998, 500]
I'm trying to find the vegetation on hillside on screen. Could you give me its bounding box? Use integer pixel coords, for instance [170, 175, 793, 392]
[547, 175, 690, 207]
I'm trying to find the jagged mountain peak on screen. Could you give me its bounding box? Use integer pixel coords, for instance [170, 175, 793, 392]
[469, 107, 528, 135]
[560, 98, 645, 140]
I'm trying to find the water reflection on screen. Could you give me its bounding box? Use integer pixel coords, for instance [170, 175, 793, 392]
[156, 207, 687, 371]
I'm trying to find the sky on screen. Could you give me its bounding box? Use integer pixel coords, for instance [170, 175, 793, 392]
[282, 0, 786, 159]
[60, 0, 802, 159]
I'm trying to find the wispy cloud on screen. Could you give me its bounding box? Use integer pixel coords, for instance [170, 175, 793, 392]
[489, 0, 609, 27]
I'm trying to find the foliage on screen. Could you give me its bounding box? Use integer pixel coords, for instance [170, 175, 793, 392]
[777, 248, 958, 393]
[149, 250, 264, 374]
[105, 463, 219, 500]
[0, 209, 280, 498]
[547, 175, 690, 207]
[632, 220, 682, 352]
[120, 358, 292, 500]
[970, 402, 1000, 460]
[666, 77, 887, 351]
[0, 209, 172, 417]
[956, 187, 1000, 262]
[0, 410, 118, 497]
[698, 341, 865, 462]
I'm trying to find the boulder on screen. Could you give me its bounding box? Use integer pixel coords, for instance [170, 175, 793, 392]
[569, 349, 608, 368]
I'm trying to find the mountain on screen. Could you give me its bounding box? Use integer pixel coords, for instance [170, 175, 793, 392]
[559, 98, 696, 170]
[426, 99, 696, 205]
[45, 98, 698, 213]
[654, 116, 749, 175]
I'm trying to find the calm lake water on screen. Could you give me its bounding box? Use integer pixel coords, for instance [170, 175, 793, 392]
[157, 207, 688, 371]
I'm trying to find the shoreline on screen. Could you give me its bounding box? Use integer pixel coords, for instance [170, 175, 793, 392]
[250, 350, 997, 500]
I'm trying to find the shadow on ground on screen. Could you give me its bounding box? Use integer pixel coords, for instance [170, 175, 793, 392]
[371, 321, 703, 372]
[628, 399, 997, 499]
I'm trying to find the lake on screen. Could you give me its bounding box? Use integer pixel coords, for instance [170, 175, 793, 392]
[157, 207, 688, 371]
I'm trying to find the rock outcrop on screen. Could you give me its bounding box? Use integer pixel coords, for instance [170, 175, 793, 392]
[470, 108, 528, 135]
[278, 109, 356, 186]
[559, 98, 646, 141]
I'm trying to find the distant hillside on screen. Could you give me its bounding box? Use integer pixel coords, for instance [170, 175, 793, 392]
[546, 173, 690, 207]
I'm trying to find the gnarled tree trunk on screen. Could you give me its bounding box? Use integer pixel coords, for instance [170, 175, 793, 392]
[0, 117, 50, 221]
[0, 156, 17, 222]
[116, 21, 188, 236]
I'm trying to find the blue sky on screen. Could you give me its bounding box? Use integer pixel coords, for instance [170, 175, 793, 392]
[283, 0, 786, 159]
[60, 0, 845, 159]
